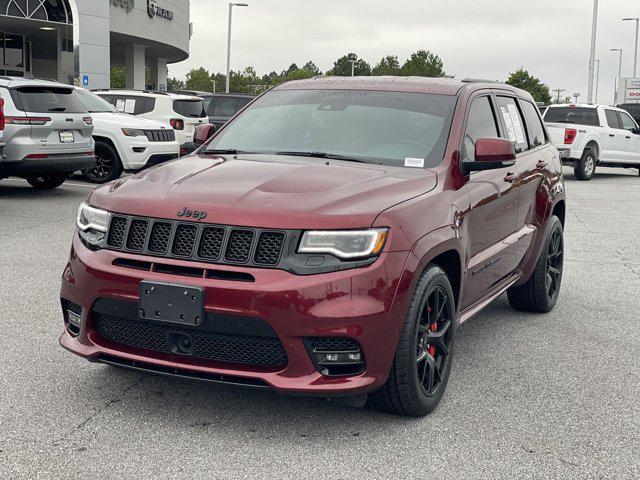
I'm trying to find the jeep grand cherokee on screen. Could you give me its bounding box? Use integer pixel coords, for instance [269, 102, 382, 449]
[60, 77, 566, 416]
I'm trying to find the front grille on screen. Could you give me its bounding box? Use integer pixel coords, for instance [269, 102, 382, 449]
[104, 215, 289, 269]
[144, 129, 175, 142]
[95, 313, 288, 367]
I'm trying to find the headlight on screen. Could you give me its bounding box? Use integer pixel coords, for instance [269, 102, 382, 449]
[298, 228, 388, 259]
[121, 128, 145, 137]
[76, 202, 110, 232]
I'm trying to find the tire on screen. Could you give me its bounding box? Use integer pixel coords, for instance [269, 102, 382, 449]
[507, 215, 564, 313]
[82, 140, 122, 184]
[25, 173, 67, 190]
[573, 148, 597, 181]
[369, 264, 455, 416]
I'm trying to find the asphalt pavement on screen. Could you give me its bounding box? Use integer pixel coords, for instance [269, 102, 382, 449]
[0, 166, 639, 479]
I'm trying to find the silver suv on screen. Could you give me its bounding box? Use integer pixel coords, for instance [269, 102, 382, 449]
[0, 77, 95, 189]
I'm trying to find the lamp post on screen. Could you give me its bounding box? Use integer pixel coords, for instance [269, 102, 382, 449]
[348, 59, 356, 77]
[587, 0, 599, 103]
[594, 59, 600, 103]
[622, 17, 639, 77]
[611, 48, 623, 102]
[226, 2, 249, 93]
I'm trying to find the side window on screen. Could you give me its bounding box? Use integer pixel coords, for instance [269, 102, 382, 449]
[605, 109, 621, 129]
[496, 96, 528, 153]
[140, 97, 156, 114]
[618, 111, 637, 131]
[213, 97, 239, 116]
[521, 100, 547, 148]
[462, 96, 499, 160]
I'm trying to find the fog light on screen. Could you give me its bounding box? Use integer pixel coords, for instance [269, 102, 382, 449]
[305, 337, 365, 376]
[67, 310, 81, 328]
[348, 353, 361, 361]
[325, 353, 338, 361]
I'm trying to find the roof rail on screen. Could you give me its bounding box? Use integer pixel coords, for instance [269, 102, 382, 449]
[461, 78, 503, 84]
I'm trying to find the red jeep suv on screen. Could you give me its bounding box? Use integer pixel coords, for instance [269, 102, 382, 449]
[60, 77, 565, 416]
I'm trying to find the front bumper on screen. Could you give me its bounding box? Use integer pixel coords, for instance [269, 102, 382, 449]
[0, 154, 95, 176]
[60, 234, 411, 396]
[120, 140, 180, 171]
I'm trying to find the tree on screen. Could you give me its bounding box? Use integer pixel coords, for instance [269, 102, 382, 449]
[185, 67, 214, 92]
[506, 68, 552, 104]
[110, 66, 125, 88]
[302, 61, 321, 76]
[167, 77, 185, 92]
[372, 55, 401, 76]
[326, 53, 371, 76]
[230, 66, 261, 93]
[401, 50, 446, 77]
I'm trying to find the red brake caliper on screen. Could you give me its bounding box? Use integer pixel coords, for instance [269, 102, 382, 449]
[426, 306, 437, 357]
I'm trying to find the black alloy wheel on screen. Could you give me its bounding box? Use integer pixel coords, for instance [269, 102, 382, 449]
[545, 227, 563, 301]
[82, 141, 122, 184]
[416, 286, 453, 396]
[25, 173, 67, 189]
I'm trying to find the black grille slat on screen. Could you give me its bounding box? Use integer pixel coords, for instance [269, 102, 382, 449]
[198, 227, 225, 259]
[148, 222, 172, 253]
[225, 230, 254, 263]
[255, 232, 285, 265]
[104, 215, 286, 269]
[95, 314, 288, 367]
[308, 337, 360, 352]
[144, 129, 175, 142]
[172, 224, 198, 257]
[126, 219, 149, 251]
[107, 216, 127, 248]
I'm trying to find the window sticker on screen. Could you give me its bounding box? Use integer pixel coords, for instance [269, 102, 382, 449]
[124, 99, 136, 114]
[115, 99, 126, 112]
[507, 103, 526, 144]
[500, 106, 517, 142]
[405, 157, 425, 168]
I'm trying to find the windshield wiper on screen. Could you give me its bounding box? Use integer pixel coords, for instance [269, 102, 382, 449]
[204, 148, 263, 155]
[48, 107, 66, 112]
[274, 151, 372, 163]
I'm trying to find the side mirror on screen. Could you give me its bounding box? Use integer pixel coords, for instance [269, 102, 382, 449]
[462, 137, 516, 173]
[194, 123, 216, 147]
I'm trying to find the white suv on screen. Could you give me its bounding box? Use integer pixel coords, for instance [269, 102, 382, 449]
[73, 88, 180, 183]
[544, 104, 640, 180]
[94, 90, 208, 154]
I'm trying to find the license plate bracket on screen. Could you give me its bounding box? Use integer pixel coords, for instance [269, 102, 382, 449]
[139, 281, 205, 326]
[59, 130, 74, 143]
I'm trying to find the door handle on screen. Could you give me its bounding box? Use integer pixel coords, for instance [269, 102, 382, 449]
[504, 172, 517, 183]
[626, 135, 631, 139]
[609, 134, 615, 137]
[536, 159, 548, 168]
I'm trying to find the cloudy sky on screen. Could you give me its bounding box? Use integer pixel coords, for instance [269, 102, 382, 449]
[171, 0, 640, 104]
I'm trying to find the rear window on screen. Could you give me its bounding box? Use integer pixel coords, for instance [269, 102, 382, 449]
[543, 107, 600, 126]
[12, 86, 86, 114]
[212, 97, 239, 116]
[173, 99, 205, 118]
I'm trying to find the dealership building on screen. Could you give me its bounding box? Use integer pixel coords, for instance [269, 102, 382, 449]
[0, 0, 191, 90]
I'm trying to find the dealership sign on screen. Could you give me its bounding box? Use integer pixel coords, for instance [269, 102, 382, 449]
[112, 0, 135, 13]
[147, 0, 174, 20]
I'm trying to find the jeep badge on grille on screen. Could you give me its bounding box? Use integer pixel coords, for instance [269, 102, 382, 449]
[177, 207, 207, 221]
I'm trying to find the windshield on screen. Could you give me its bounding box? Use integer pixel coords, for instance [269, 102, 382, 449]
[74, 89, 115, 113]
[205, 89, 456, 167]
[618, 104, 640, 122]
[544, 107, 600, 126]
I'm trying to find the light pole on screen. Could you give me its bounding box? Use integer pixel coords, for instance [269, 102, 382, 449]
[611, 48, 623, 102]
[226, 2, 249, 93]
[622, 17, 639, 77]
[552, 88, 565, 103]
[594, 59, 600, 103]
[348, 59, 356, 77]
[587, 0, 599, 103]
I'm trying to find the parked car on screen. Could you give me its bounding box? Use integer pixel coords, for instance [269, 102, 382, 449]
[72, 88, 180, 183]
[617, 103, 640, 125]
[177, 91, 255, 129]
[94, 90, 208, 155]
[544, 104, 640, 180]
[61, 77, 566, 416]
[0, 77, 95, 189]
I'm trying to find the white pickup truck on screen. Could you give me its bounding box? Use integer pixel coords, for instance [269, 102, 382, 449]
[543, 104, 640, 180]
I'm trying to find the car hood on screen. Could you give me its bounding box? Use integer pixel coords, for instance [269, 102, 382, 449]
[91, 112, 169, 130]
[89, 154, 438, 229]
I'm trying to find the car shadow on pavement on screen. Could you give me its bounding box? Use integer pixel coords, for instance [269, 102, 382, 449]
[0, 182, 81, 199]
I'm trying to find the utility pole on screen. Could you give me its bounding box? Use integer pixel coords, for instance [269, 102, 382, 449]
[623, 17, 639, 76]
[226, 2, 249, 93]
[587, 0, 599, 103]
[594, 59, 600, 103]
[552, 88, 566, 103]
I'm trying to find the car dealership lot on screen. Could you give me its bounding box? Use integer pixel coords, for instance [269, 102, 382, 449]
[0, 168, 639, 479]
